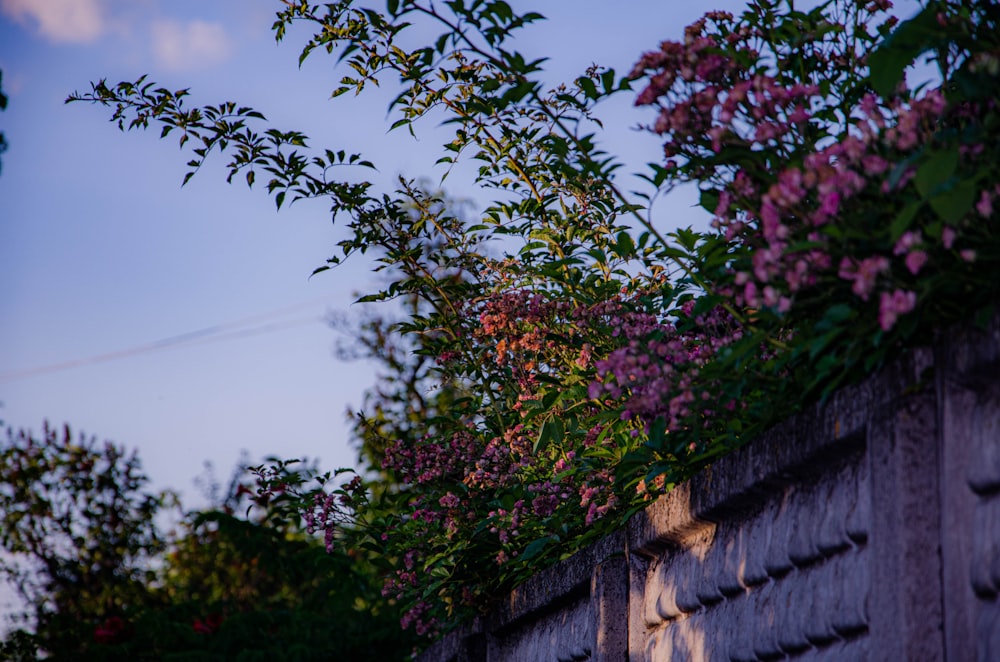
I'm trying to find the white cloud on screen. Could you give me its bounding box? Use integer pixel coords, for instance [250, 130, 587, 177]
[0, 0, 106, 43]
[150, 19, 233, 73]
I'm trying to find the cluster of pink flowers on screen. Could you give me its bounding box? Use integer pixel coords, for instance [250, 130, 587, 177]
[304, 491, 347, 553]
[473, 289, 749, 454]
[303, 474, 364, 552]
[631, 2, 992, 336]
[383, 429, 479, 485]
[383, 549, 423, 602]
[720, 88, 976, 330]
[577, 467, 619, 526]
[473, 290, 576, 399]
[588, 302, 741, 437]
[878, 289, 917, 331]
[398, 600, 438, 637]
[631, 11, 825, 172]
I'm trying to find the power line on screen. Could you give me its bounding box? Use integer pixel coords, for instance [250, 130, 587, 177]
[0, 297, 340, 383]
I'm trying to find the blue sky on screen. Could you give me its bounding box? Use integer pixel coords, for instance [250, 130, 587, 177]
[0, 0, 921, 504]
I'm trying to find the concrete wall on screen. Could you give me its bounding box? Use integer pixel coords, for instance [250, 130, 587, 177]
[418, 310, 1000, 661]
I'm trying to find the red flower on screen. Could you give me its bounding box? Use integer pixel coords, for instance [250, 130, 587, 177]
[94, 616, 127, 644]
[192, 613, 224, 635]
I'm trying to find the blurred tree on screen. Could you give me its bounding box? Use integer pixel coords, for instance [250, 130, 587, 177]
[141, 460, 417, 661]
[0, 425, 416, 661]
[0, 423, 166, 658]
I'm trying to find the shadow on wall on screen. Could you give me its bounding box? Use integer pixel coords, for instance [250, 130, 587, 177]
[632, 439, 873, 661]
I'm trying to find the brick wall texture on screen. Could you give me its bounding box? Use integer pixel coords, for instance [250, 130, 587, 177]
[418, 310, 1000, 662]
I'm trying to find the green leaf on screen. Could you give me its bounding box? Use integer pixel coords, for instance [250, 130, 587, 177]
[613, 231, 635, 258]
[646, 416, 667, 450]
[519, 535, 554, 562]
[867, 6, 941, 97]
[890, 201, 921, 242]
[699, 188, 721, 214]
[551, 418, 564, 446]
[929, 181, 975, 223]
[534, 418, 564, 452]
[886, 153, 920, 191]
[600, 68, 616, 95]
[914, 147, 959, 199]
[868, 47, 914, 98]
[576, 76, 598, 100]
[815, 303, 854, 332]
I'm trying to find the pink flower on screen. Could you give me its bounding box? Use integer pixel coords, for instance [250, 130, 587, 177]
[635, 83, 661, 106]
[763, 286, 790, 313]
[788, 105, 810, 124]
[785, 259, 809, 292]
[839, 256, 889, 301]
[861, 155, 888, 174]
[819, 190, 840, 218]
[879, 289, 917, 331]
[762, 285, 779, 308]
[905, 250, 928, 275]
[893, 231, 922, 255]
[942, 226, 957, 249]
[759, 199, 786, 242]
[771, 168, 804, 206]
[976, 190, 993, 217]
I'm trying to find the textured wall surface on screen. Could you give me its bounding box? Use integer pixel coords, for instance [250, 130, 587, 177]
[418, 310, 1000, 662]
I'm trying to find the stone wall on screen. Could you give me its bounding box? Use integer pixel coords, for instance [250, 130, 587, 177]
[418, 310, 1000, 661]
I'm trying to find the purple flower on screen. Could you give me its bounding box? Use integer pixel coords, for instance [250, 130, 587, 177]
[878, 289, 917, 331]
[839, 256, 889, 301]
[976, 190, 993, 217]
[905, 250, 928, 275]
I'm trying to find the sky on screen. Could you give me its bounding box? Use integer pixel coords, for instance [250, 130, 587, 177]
[0, 0, 924, 504]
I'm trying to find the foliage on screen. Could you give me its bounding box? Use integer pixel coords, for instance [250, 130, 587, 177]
[68, 0, 1000, 642]
[327, 188, 479, 485]
[0, 423, 167, 656]
[0, 426, 416, 660]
